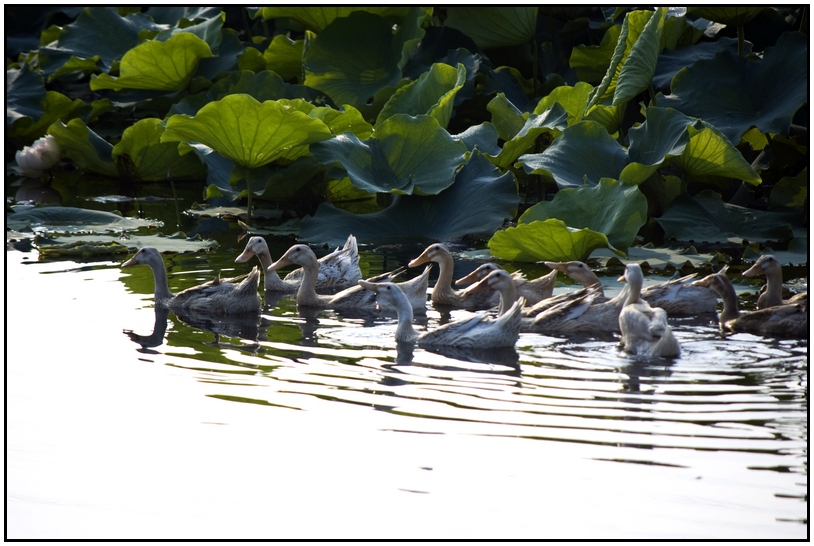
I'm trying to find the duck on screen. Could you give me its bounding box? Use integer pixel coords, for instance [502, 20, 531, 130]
[525, 284, 628, 334]
[235, 234, 361, 292]
[408, 243, 499, 309]
[122, 247, 261, 315]
[455, 263, 557, 307]
[459, 269, 519, 315]
[268, 244, 429, 311]
[545, 260, 717, 316]
[692, 272, 808, 338]
[617, 263, 680, 357]
[742, 254, 808, 309]
[359, 279, 525, 348]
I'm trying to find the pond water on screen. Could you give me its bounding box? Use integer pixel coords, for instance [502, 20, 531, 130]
[5, 191, 808, 539]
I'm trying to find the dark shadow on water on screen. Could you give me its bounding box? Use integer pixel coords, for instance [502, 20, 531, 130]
[123, 305, 170, 353]
[422, 345, 521, 371]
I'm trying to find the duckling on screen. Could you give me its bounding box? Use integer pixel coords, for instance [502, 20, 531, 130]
[692, 272, 807, 338]
[408, 243, 499, 309]
[359, 280, 524, 348]
[122, 247, 261, 315]
[618, 263, 680, 358]
[545, 260, 716, 316]
[235, 235, 361, 292]
[742, 254, 808, 309]
[455, 263, 556, 307]
[268, 244, 429, 311]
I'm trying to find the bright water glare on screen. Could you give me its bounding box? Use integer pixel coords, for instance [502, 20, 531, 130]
[6, 237, 808, 539]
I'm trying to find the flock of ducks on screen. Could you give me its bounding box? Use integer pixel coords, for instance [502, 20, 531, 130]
[122, 238, 808, 358]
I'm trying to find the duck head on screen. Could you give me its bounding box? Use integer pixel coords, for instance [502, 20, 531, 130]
[267, 244, 317, 273]
[235, 237, 268, 263]
[455, 263, 501, 287]
[408, 243, 449, 267]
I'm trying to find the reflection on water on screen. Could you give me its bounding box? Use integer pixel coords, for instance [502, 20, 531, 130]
[8, 248, 808, 538]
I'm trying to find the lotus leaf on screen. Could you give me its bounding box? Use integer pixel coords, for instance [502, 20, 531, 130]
[48, 119, 118, 177]
[7, 206, 160, 234]
[91, 33, 213, 92]
[153, 9, 224, 53]
[488, 219, 623, 263]
[517, 121, 628, 189]
[452, 123, 502, 156]
[620, 106, 692, 184]
[590, 244, 727, 270]
[303, 11, 406, 108]
[11, 90, 89, 142]
[569, 24, 622, 84]
[533, 82, 593, 126]
[7, 67, 46, 130]
[687, 7, 766, 27]
[675, 121, 761, 184]
[444, 7, 537, 50]
[519, 179, 647, 251]
[300, 151, 517, 245]
[652, 37, 745, 91]
[656, 190, 795, 244]
[145, 7, 223, 24]
[310, 114, 468, 195]
[256, 7, 410, 33]
[655, 32, 808, 144]
[111, 119, 206, 181]
[769, 168, 807, 211]
[163, 94, 333, 169]
[263, 35, 304, 82]
[742, 238, 808, 266]
[487, 93, 527, 142]
[488, 103, 569, 170]
[376, 63, 467, 128]
[35, 232, 218, 255]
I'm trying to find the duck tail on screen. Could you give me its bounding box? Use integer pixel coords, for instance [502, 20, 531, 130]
[238, 266, 261, 293]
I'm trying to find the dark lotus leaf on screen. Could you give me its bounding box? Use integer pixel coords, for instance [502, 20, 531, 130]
[452, 122, 502, 156]
[444, 7, 537, 50]
[655, 32, 808, 143]
[7, 206, 159, 234]
[652, 37, 747, 91]
[687, 7, 766, 27]
[144, 7, 223, 24]
[656, 190, 796, 244]
[300, 151, 518, 246]
[7, 67, 46, 131]
[256, 7, 410, 33]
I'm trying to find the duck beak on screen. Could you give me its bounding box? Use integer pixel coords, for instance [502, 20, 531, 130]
[122, 255, 139, 268]
[543, 261, 569, 273]
[690, 275, 713, 288]
[358, 280, 379, 293]
[408, 248, 433, 267]
[455, 268, 482, 287]
[461, 275, 492, 295]
[267, 255, 294, 273]
[617, 273, 627, 283]
[235, 247, 254, 263]
[742, 261, 762, 278]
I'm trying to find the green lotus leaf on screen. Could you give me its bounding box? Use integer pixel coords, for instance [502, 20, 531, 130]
[7, 206, 158, 234]
[36, 7, 162, 74]
[517, 121, 628, 189]
[310, 114, 468, 195]
[263, 35, 304, 82]
[620, 106, 692, 184]
[7, 67, 46, 130]
[111, 119, 206, 181]
[656, 190, 795, 244]
[237, 47, 266, 73]
[652, 37, 745, 91]
[376, 63, 467, 128]
[675, 121, 761, 184]
[487, 93, 527, 142]
[323, 177, 380, 214]
[444, 7, 537, 50]
[570, 24, 622, 84]
[91, 33, 213, 92]
[48, 119, 118, 177]
[533, 82, 593, 126]
[303, 11, 406, 108]
[519, 179, 647, 251]
[153, 9, 224, 53]
[687, 7, 766, 27]
[162, 94, 333, 169]
[300, 150, 517, 245]
[452, 123, 502, 156]
[258, 157, 327, 201]
[10, 90, 89, 142]
[35, 232, 217, 255]
[655, 32, 808, 144]
[769, 168, 807, 211]
[488, 219, 623, 263]
[588, 9, 666, 110]
[145, 7, 224, 24]
[255, 7, 411, 33]
[169, 70, 330, 117]
[584, 102, 627, 135]
[487, 103, 569, 170]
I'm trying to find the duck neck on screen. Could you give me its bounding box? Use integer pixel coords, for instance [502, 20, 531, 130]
[759, 267, 784, 307]
[393, 295, 419, 342]
[432, 254, 457, 299]
[256, 248, 286, 289]
[296, 258, 323, 306]
[717, 282, 740, 324]
[625, 277, 642, 306]
[498, 283, 518, 315]
[148, 259, 175, 303]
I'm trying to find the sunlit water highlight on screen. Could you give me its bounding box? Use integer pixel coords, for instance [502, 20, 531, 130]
[6, 247, 807, 539]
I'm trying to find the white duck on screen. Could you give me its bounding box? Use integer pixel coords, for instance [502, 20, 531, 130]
[617, 263, 680, 357]
[692, 272, 807, 338]
[268, 244, 429, 311]
[122, 247, 261, 315]
[235, 235, 361, 292]
[455, 262, 557, 307]
[359, 279, 524, 348]
[742, 254, 808, 309]
[408, 243, 499, 309]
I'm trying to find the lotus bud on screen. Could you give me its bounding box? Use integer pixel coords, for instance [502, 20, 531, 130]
[15, 135, 61, 178]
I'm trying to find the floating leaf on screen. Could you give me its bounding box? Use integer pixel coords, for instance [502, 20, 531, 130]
[7, 206, 160, 234]
[590, 244, 726, 270]
[91, 33, 213, 92]
[300, 151, 517, 245]
[656, 190, 795, 244]
[310, 114, 468, 195]
[444, 7, 537, 50]
[519, 179, 647, 251]
[517, 121, 628, 189]
[655, 32, 808, 144]
[488, 219, 623, 263]
[35, 232, 217, 255]
[162, 94, 333, 168]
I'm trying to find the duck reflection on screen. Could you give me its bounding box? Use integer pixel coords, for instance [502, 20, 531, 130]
[123, 305, 170, 352]
[423, 345, 521, 372]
